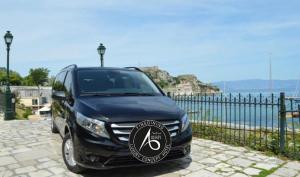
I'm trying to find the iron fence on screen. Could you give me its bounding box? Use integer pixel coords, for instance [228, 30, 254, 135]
[172, 92, 300, 160]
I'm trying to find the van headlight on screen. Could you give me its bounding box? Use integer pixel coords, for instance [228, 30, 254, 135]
[181, 113, 190, 132]
[76, 112, 110, 139]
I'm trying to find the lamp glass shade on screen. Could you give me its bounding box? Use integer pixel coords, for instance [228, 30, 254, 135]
[97, 43, 106, 55]
[4, 31, 13, 45]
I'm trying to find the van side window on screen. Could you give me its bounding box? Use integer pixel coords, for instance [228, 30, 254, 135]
[53, 71, 66, 92]
[64, 71, 73, 96]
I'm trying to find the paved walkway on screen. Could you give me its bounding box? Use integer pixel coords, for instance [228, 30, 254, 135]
[0, 120, 299, 177]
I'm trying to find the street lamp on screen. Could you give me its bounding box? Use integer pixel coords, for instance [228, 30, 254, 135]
[3, 31, 14, 120]
[97, 43, 106, 67]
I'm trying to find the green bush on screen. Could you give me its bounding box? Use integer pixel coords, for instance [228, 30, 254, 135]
[22, 107, 32, 119]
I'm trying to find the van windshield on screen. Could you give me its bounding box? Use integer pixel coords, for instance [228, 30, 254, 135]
[77, 69, 162, 96]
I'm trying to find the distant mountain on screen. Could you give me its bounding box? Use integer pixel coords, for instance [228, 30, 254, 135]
[213, 79, 299, 93]
[141, 66, 219, 94]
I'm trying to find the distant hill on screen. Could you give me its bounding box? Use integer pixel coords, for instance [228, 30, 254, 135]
[141, 66, 219, 94]
[213, 79, 299, 93]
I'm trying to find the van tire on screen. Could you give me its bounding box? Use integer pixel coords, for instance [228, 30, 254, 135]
[62, 133, 86, 174]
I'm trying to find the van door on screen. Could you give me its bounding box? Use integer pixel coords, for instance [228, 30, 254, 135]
[52, 71, 67, 136]
[61, 71, 74, 135]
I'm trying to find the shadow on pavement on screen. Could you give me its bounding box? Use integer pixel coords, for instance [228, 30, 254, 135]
[81, 157, 192, 177]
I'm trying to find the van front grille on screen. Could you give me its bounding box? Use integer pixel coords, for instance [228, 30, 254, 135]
[110, 120, 180, 143]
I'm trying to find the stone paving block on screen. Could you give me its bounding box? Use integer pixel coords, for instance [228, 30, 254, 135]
[232, 166, 243, 171]
[243, 167, 261, 176]
[227, 158, 254, 168]
[253, 163, 278, 170]
[205, 166, 218, 172]
[263, 157, 284, 165]
[185, 169, 222, 177]
[48, 166, 67, 174]
[19, 160, 38, 166]
[157, 173, 180, 177]
[0, 170, 14, 177]
[215, 162, 231, 169]
[267, 175, 283, 177]
[230, 173, 249, 177]
[0, 166, 6, 172]
[224, 150, 242, 156]
[28, 170, 52, 177]
[15, 166, 36, 174]
[272, 167, 298, 177]
[0, 151, 10, 156]
[7, 163, 21, 169]
[199, 158, 220, 166]
[36, 160, 60, 169]
[174, 168, 191, 175]
[185, 162, 205, 171]
[38, 158, 51, 163]
[0, 156, 17, 166]
[11, 148, 32, 154]
[283, 161, 300, 171]
[213, 153, 234, 161]
[14, 149, 52, 162]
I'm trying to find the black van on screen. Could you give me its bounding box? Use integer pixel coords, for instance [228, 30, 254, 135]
[51, 65, 192, 173]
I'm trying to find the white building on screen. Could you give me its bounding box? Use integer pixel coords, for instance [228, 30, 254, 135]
[1, 86, 52, 111]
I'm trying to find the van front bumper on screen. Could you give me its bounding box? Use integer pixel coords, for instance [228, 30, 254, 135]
[72, 126, 192, 169]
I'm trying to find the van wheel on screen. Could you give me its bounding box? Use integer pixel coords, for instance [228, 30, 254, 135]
[62, 133, 86, 174]
[51, 117, 59, 133]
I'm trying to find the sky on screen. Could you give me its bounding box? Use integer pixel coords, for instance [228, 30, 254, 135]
[0, 0, 299, 83]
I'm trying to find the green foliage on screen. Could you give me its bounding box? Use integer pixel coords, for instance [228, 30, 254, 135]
[158, 80, 169, 88]
[15, 104, 32, 120]
[0, 68, 6, 84]
[22, 107, 33, 118]
[191, 123, 300, 160]
[10, 71, 23, 85]
[27, 68, 50, 87]
[175, 77, 181, 85]
[0, 69, 23, 86]
[0, 67, 51, 87]
[46, 76, 56, 86]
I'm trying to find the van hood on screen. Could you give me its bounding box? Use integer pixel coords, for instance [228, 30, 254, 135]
[77, 96, 183, 122]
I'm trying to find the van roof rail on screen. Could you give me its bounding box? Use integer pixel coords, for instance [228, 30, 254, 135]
[124, 67, 142, 72]
[62, 64, 77, 71]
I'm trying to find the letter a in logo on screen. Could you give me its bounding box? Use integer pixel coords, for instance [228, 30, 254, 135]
[139, 128, 160, 151]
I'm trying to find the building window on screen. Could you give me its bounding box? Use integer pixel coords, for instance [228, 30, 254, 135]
[41, 97, 47, 104]
[32, 99, 38, 105]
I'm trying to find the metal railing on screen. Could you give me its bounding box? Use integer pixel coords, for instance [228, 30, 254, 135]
[172, 92, 300, 160]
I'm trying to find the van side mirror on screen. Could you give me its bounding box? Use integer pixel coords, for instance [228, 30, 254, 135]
[53, 91, 66, 100]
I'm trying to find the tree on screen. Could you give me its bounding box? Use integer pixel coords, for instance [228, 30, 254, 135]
[28, 68, 50, 87]
[26, 68, 50, 108]
[0, 68, 6, 85]
[46, 76, 56, 86]
[0, 68, 23, 86]
[10, 71, 23, 85]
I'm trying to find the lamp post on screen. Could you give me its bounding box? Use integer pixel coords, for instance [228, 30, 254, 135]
[3, 31, 14, 120]
[97, 43, 106, 67]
